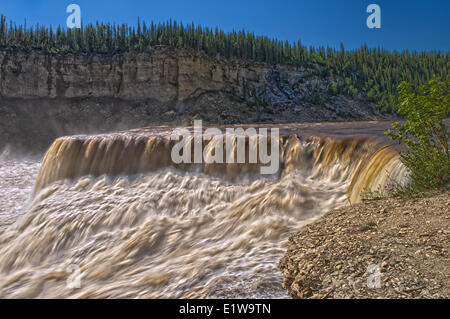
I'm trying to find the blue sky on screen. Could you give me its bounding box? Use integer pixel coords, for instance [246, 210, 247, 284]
[1, 0, 449, 51]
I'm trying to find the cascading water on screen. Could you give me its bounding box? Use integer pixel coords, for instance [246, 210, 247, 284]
[0, 127, 410, 298]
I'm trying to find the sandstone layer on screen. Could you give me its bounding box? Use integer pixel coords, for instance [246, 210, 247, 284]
[0, 47, 378, 153]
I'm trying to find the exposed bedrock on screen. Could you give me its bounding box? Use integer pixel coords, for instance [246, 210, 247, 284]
[0, 47, 378, 153]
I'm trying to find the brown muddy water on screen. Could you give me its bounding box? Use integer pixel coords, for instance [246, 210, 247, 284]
[0, 121, 410, 298]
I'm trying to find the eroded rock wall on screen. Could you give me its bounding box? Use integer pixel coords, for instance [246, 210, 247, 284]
[0, 46, 377, 153]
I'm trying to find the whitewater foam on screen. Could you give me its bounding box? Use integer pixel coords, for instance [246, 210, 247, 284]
[0, 131, 410, 298]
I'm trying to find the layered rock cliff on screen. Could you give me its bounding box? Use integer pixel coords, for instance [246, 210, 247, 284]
[0, 46, 378, 152]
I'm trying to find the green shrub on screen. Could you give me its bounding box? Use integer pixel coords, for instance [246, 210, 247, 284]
[386, 79, 449, 193]
[327, 81, 339, 95]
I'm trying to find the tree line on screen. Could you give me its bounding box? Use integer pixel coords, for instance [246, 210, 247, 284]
[0, 15, 448, 113]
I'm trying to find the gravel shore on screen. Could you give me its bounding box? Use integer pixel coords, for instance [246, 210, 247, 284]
[279, 191, 449, 299]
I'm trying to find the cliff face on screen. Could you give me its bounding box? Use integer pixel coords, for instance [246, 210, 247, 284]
[0, 46, 377, 152]
[1, 46, 255, 101]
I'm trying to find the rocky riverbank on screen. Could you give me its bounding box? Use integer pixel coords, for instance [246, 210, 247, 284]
[279, 191, 450, 299]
